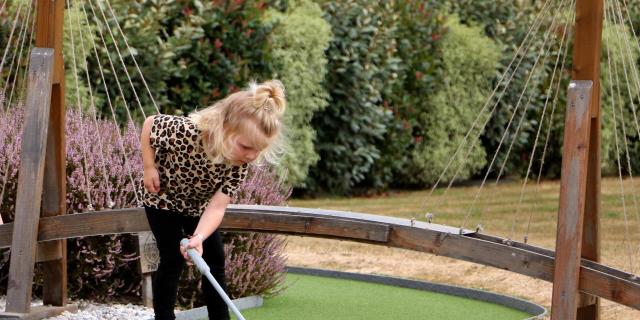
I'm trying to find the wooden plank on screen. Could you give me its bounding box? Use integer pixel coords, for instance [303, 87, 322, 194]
[552, 81, 593, 320]
[388, 226, 640, 310]
[572, 0, 603, 119]
[36, 209, 151, 240]
[1, 206, 639, 309]
[223, 211, 390, 242]
[141, 275, 153, 308]
[5, 48, 54, 314]
[35, 0, 64, 84]
[26, 209, 390, 244]
[231, 204, 472, 235]
[572, 0, 604, 318]
[475, 233, 639, 284]
[35, 241, 64, 263]
[38, 0, 67, 307]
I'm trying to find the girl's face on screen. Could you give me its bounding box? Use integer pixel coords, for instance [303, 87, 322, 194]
[229, 134, 263, 165]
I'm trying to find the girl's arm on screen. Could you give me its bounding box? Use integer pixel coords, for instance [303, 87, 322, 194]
[141, 116, 160, 193]
[181, 190, 231, 259]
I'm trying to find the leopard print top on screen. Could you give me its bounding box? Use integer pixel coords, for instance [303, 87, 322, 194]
[142, 114, 248, 217]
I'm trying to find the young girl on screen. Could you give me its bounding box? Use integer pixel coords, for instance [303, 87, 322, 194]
[141, 80, 286, 320]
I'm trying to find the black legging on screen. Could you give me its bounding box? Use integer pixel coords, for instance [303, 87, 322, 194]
[145, 206, 230, 320]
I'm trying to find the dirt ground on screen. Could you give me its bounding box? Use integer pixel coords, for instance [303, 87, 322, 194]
[284, 236, 640, 320]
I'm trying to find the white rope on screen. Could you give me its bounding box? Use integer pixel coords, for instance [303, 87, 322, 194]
[0, 2, 30, 212]
[93, 0, 147, 118]
[85, 0, 134, 124]
[619, 0, 640, 122]
[514, 0, 574, 242]
[460, 0, 565, 231]
[82, 1, 141, 205]
[612, 0, 640, 240]
[418, 0, 556, 221]
[104, 0, 160, 114]
[610, 0, 640, 274]
[0, 0, 8, 14]
[617, 0, 640, 269]
[0, 0, 26, 107]
[605, 1, 635, 273]
[6, 0, 35, 107]
[66, 0, 95, 211]
[72, 0, 122, 208]
[525, 1, 576, 242]
[17, 3, 37, 104]
[480, 0, 570, 236]
[0, 0, 24, 98]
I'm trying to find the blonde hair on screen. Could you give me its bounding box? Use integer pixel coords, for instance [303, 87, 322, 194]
[189, 80, 287, 164]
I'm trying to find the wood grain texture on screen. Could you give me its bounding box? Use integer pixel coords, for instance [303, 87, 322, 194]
[0, 205, 637, 310]
[5, 48, 54, 314]
[38, 0, 67, 307]
[572, 0, 604, 318]
[552, 81, 593, 320]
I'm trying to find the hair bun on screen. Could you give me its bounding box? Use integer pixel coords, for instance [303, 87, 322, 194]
[252, 80, 286, 117]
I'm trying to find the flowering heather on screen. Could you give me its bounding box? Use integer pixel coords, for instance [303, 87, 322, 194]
[0, 105, 144, 301]
[0, 106, 291, 304]
[225, 165, 291, 299]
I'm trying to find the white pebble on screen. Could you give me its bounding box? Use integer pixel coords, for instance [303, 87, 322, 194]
[0, 296, 155, 320]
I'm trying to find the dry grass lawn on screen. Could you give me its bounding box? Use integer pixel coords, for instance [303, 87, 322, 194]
[285, 177, 640, 319]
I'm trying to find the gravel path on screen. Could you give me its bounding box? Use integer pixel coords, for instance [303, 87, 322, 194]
[0, 296, 155, 320]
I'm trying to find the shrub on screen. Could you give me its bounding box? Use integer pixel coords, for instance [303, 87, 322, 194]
[87, 0, 276, 121]
[404, 17, 499, 186]
[367, 0, 448, 189]
[263, 0, 332, 188]
[308, 0, 400, 194]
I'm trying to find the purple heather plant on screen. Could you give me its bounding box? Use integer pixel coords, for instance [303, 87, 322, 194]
[0, 106, 290, 305]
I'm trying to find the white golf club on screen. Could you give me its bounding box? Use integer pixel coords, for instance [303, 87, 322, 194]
[180, 238, 247, 320]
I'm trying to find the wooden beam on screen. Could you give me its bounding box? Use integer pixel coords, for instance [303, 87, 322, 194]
[0, 206, 638, 310]
[572, 0, 604, 319]
[552, 81, 594, 319]
[35, 0, 64, 84]
[4, 48, 54, 315]
[35, 0, 67, 307]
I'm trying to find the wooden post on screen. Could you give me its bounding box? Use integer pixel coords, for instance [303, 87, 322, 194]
[137, 232, 160, 307]
[571, 0, 603, 319]
[2, 0, 67, 317]
[551, 81, 593, 320]
[4, 48, 55, 315]
[35, 0, 68, 307]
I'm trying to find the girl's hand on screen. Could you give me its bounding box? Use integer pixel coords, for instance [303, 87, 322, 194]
[180, 234, 204, 265]
[143, 167, 160, 193]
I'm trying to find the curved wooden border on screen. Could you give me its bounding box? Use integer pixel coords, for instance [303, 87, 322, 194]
[0, 205, 638, 310]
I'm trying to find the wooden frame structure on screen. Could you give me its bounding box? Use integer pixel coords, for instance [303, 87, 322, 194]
[0, 0, 630, 319]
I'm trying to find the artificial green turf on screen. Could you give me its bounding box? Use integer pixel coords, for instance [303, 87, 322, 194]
[233, 274, 532, 320]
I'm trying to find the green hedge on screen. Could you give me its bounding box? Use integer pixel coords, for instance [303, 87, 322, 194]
[370, 0, 448, 189]
[86, 0, 275, 120]
[406, 17, 499, 186]
[308, 0, 399, 194]
[265, 0, 332, 187]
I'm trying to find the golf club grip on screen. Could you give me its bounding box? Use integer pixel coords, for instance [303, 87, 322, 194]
[179, 238, 247, 320]
[180, 238, 210, 273]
